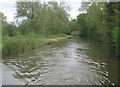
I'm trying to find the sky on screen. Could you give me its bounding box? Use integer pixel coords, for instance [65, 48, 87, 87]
[0, 0, 82, 22]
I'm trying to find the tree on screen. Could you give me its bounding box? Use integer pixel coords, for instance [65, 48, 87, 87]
[77, 13, 88, 37]
[1, 12, 17, 37]
[77, 1, 120, 55]
[106, 2, 120, 56]
[16, 1, 70, 35]
[0, 11, 7, 23]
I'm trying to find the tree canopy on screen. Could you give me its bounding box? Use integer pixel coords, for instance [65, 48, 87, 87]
[77, 2, 120, 56]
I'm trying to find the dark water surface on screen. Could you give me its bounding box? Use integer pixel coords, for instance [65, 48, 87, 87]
[2, 38, 118, 85]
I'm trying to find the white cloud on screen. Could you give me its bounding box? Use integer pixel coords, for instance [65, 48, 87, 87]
[68, 2, 81, 19]
[69, 10, 80, 19]
[0, 0, 16, 22]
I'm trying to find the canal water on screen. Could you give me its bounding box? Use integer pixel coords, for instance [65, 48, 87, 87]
[2, 38, 118, 85]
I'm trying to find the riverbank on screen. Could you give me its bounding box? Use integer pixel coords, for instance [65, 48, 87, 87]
[2, 34, 71, 57]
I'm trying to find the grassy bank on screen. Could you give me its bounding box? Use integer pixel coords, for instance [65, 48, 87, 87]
[2, 34, 71, 57]
[0, 35, 1, 54]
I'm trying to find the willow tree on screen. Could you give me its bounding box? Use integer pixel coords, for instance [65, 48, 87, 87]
[16, 1, 70, 35]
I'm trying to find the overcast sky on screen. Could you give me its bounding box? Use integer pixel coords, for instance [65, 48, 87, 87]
[0, 0, 83, 22]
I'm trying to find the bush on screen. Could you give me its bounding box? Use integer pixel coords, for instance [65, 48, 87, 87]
[2, 35, 45, 56]
[2, 37, 27, 56]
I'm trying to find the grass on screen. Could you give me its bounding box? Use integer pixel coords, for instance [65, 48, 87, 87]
[0, 35, 2, 54]
[2, 34, 71, 57]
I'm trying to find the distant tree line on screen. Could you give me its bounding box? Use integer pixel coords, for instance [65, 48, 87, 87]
[2, 1, 75, 37]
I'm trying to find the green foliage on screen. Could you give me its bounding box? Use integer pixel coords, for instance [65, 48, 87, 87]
[1, 12, 18, 37]
[16, 1, 70, 35]
[77, 2, 120, 55]
[2, 23, 18, 37]
[106, 2, 120, 56]
[112, 27, 118, 43]
[3, 36, 27, 55]
[0, 11, 7, 23]
[68, 19, 78, 35]
[2, 35, 44, 56]
[77, 13, 88, 37]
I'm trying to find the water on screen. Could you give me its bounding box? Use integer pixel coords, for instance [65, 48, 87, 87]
[2, 38, 118, 85]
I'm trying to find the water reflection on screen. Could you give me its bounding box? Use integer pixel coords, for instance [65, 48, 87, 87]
[2, 38, 118, 85]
